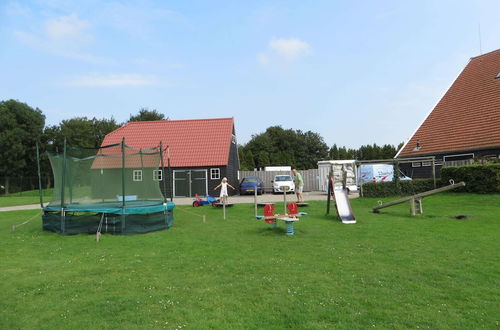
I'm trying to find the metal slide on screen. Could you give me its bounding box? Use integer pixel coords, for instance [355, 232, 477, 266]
[333, 189, 356, 224]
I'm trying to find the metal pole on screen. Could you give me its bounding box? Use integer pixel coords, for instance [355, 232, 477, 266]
[36, 142, 44, 208]
[61, 138, 67, 233]
[159, 142, 167, 204]
[121, 138, 126, 232]
[167, 146, 173, 202]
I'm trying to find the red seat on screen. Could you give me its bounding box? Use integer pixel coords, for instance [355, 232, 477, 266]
[264, 204, 276, 223]
[287, 202, 298, 215]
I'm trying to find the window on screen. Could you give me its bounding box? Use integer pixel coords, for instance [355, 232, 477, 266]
[210, 168, 220, 180]
[153, 169, 162, 181]
[231, 134, 237, 144]
[133, 170, 143, 181]
[496, 72, 500, 79]
[422, 161, 432, 167]
[412, 162, 421, 167]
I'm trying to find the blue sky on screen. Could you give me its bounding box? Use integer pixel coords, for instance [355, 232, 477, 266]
[1, 0, 499, 148]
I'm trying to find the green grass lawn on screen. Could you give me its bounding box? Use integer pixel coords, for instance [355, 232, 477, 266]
[0, 189, 52, 207]
[0, 194, 498, 329]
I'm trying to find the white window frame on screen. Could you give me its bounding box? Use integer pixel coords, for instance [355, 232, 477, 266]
[153, 169, 162, 181]
[422, 161, 432, 167]
[210, 168, 220, 180]
[411, 162, 421, 167]
[133, 170, 143, 182]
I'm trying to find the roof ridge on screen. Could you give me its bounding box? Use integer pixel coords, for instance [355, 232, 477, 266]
[470, 48, 500, 60]
[125, 117, 234, 125]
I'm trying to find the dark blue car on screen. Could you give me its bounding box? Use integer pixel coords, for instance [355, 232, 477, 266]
[239, 177, 264, 195]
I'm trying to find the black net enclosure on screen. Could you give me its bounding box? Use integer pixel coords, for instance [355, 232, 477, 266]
[42, 140, 175, 235]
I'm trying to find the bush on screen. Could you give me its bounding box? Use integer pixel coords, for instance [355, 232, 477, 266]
[441, 163, 500, 194]
[361, 164, 500, 197]
[361, 179, 437, 197]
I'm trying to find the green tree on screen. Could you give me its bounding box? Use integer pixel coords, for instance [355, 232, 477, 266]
[0, 100, 45, 193]
[239, 147, 256, 170]
[129, 108, 167, 122]
[256, 151, 270, 168]
[242, 126, 328, 169]
[51, 117, 120, 149]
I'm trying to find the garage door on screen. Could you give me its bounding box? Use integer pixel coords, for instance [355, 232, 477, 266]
[173, 170, 207, 197]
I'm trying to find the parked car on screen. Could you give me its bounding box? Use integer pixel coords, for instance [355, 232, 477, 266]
[272, 175, 295, 193]
[239, 177, 264, 195]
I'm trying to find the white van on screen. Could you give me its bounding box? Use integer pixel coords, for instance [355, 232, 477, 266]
[358, 164, 411, 185]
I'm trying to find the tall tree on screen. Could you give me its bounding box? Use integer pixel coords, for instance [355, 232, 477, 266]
[0, 100, 45, 193]
[129, 108, 167, 122]
[52, 117, 120, 149]
[242, 126, 329, 169]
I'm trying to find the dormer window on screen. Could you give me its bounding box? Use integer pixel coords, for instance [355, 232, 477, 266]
[413, 141, 421, 151]
[496, 72, 500, 79]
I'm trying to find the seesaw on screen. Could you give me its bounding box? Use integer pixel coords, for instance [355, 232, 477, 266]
[372, 180, 466, 216]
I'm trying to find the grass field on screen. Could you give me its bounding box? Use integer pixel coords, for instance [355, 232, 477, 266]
[0, 193, 498, 329]
[0, 189, 52, 208]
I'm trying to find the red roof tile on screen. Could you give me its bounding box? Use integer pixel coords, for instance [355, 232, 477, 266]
[397, 49, 500, 157]
[101, 118, 235, 167]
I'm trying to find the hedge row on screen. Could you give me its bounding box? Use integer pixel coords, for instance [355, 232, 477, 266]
[440, 163, 500, 194]
[361, 163, 500, 197]
[361, 179, 436, 198]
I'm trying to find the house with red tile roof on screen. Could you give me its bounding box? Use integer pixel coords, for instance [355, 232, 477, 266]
[395, 49, 500, 178]
[101, 117, 240, 197]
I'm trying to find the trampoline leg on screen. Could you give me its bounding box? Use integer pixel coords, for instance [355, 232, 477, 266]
[286, 221, 294, 236]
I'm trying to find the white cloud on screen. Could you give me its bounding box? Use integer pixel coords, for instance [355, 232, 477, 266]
[45, 14, 91, 41]
[65, 74, 157, 87]
[12, 14, 112, 64]
[269, 38, 311, 61]
[258, 37, 311, 65]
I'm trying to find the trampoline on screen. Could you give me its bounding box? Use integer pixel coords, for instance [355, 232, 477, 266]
[39, 139, 175, 235]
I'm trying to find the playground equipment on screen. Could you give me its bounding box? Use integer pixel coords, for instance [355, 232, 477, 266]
[192, 194, 218, 207]
[38, 139, 175, 236]
[256, 203, 305, 235]
[326, 164, 356, 224]
[372, 180, 466, 216]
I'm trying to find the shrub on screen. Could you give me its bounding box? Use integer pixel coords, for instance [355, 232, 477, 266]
[361, 179, 437, 197]
[440, 163, 500, 194]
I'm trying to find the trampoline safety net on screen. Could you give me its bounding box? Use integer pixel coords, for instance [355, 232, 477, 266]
[42, 141, 175, 234]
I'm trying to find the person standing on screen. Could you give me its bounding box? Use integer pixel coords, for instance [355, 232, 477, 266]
[292, 168, 304, 203]
[214, 177, 235, 204]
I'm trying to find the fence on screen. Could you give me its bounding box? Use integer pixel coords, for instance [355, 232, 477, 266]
[238, 169, 319, 192]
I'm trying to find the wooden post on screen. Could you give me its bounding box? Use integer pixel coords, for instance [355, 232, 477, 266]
[432, 157, 436, 189]
[254, 183, 258, 218]
[416, 198, 423, 214]
[223, 196, 226, 220]
[283, 187, 287, 215]
[409, 198, 416, 216]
